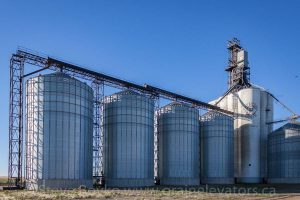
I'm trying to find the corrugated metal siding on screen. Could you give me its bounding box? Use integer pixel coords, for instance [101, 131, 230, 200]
[201, 112, 234, 184]
[104, 90, 154, 187]
[268, 123, 300, 183]
[25, 73, 94, 190]
[158, 103, 200, 186]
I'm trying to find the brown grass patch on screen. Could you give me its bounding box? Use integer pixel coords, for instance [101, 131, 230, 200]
[0, 189, 283, 200]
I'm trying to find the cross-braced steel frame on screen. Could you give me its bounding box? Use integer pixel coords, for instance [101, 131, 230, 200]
[8, 48, 234, 188]
[153, 96, 160, 183]
[25, 77, 44, 190]
[226, 38, 251, 91]
[91, 80, 104, 180]
[8, 54, 24, 187]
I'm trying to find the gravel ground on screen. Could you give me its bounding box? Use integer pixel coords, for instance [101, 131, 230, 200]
[1, 184, 300, 200]
[0, 188, 299, 200]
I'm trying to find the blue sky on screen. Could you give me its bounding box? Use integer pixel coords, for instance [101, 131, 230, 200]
[0, 0, 300, 176]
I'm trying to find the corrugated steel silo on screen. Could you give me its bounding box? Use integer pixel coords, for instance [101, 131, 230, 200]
[104, 90, 154, 187]
[210, 86, 273, 183]
[236, 87, 262, 183]
[158, 102, 200, 186]
[268, 122, 300, 183]
[201, 112, 234, 184]
[260, 90, 273, 181]
[25, 72, 94, 190]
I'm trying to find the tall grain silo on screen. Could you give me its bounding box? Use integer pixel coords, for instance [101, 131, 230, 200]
[201, 112, 234, 184]
[158, 102, 200, 186]
[208, 39, 275, 183]
[104, 90, 154, 187]
[268, 122, 300, 183]
[25, 72, 94, 190]
[210, 86, 273, 183]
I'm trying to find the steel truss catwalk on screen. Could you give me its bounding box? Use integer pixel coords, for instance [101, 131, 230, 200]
[8, 48, 234, 187]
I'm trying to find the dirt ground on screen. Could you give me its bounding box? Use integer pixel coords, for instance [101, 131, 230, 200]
[1, 185, 300, 200]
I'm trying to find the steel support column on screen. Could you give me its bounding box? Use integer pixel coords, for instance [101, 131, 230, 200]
[153, 95, 160, 184]
[91, 80, 104, 182]
[8, 55, 24, 188]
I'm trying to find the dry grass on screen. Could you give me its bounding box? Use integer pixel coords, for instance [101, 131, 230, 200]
[0, 177, 8, 186]
[0, 184, 298, 200]
[0, 189, 284, 200]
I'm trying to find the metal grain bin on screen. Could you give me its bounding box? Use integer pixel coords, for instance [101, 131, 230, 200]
[104, 90, 154, 187]
[201, 112, 234, 184]
[158, 102, 200, 186]
[235, 87, 262, 183]
[268, 122, 300, 183]
[211, 86, 273, 183]
[25, 72, 94, 190]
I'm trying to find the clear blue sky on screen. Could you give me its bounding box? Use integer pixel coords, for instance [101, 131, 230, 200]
[0, 0, 299, 176]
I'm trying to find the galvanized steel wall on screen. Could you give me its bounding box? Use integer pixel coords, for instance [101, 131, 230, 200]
[158, 103, 200, 186]
[236, 87, 262, 183]
[104, 90, 154, 187]
[268, 123, 300, 183]
[260, 90, 273, 182]
[209, 86, 273, 183]
[25, 73, 94, 190]
[201, 112, 234, 184]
